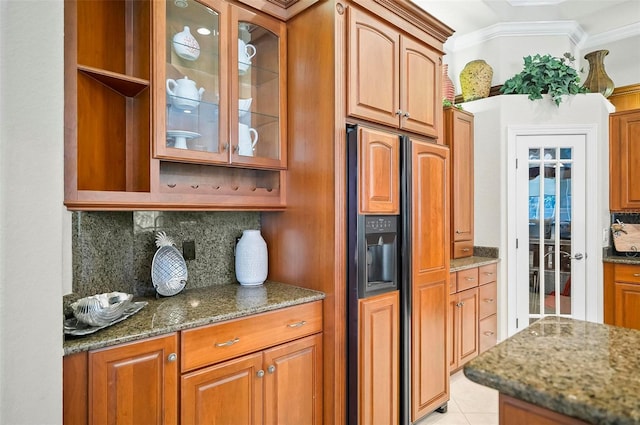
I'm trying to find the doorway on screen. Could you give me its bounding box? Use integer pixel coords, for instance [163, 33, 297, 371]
[507, 126, 598, 333]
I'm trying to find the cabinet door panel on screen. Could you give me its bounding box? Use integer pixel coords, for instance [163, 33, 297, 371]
[347, 6, 400, 128]
[479, 281, 497, 319]
[458, 288, 479, 365]
[89, 334, 178, 425]
[400, 36, 440, 138]
[612, 110, 640, 209]
[181, 352, 263, 425]
[263, 334, 323, 425]
[358, 127, 400, 214]
[359, 291, 399, 425]
[614, 282, 640, 330]
[479, 314, 497, 353]
[409, 138, 449, 421]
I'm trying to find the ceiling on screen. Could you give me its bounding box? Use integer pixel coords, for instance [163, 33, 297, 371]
[411, 0, 640, 40]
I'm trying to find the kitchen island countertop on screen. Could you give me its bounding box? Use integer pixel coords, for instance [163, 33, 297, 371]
[464, 316, 640, 425]
[64, 281, 325, 355]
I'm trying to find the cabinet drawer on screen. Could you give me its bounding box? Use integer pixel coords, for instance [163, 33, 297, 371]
[614, 264, 640, 283]
[479, 281, 497, 319]
[452, 241, 474, 259]
[479, 263, 497, 285]
[479, 314, 497, 353]
[457, 268, 479, 291]
[450, 272, 457, 295]
[181, 301, 322, 372]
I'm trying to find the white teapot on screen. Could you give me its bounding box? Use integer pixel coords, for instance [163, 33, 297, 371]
[166, 76, 205, 111]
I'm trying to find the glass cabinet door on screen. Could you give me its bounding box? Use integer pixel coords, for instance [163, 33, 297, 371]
[230, 6, 286, 169]
[159, 0, 228, 163]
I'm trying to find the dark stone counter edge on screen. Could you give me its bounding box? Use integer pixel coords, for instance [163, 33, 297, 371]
[603, 255, 640, 265]
[64, 291, 325, 356]
[464, 361, 628, 425]
[450, 256, 500, 272]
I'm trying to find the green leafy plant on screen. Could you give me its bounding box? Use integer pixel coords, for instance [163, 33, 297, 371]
[442, 98, 464, 110]
[500, 53, 588, 106]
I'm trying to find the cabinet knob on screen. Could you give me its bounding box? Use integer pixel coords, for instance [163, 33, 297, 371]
[267, 365, 276, 374]
[257, 370, 265, 378]
[223, 143, 229, 152]
[456, 302, 463, 307]
[403, 111, 410, 118]
[167, 353, 177, 362]
[215, 337, 240, 347]
[396, 109, 403, 116]
[287, 320, 307, 328]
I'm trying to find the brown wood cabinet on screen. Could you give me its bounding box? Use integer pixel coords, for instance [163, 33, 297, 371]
[64, 0, 287, 210]
[357, 127, 400, 214]
[608, 84, 640, 112]
[88, 334, 179, 425]
[478, 264, 498, 353]
[181, 334, 322, 425]
[609, 109, 640, 211]
[449, 263, 498, 372]
[409, 139, 450, 421]
[604, 262, 640, 330]
[358, 291, 399, 425]
[347, 5, 441, 139]
[499, 394, 589, 425]
[261, 2, 452, 423]
[64, 302, 322, 425]
[180, 301, 323, 424]
[444, 107, 474, 258]
[448, 278, 479, 372]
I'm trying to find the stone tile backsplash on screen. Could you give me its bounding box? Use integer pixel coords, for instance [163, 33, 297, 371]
[72, 211, 260, 297]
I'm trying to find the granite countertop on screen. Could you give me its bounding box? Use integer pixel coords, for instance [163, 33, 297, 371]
[603, 254, 640, 265]
[64, 281, 325, 355]
[464, 316, 640, 425]
[450, 256, 499, 272]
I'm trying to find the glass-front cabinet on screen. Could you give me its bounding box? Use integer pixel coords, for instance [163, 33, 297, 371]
[65, 0, 286, 210]
[156, 0, 286, 170]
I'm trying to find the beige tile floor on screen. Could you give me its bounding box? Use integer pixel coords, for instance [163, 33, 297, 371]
[416, 370, 499, 425]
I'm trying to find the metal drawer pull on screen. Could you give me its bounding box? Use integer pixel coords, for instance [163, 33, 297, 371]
[484, 272, 494, 275]
[257, 370, 265, 378]
[287, 320, 307, 328]
[268, 365, 276, 374]
[633, 273, 640, 277]
[167, 353, 177, 362]
[483, 331, 495, 336]
[484, 298, 495, 303]
[456, 302, 465, 307]
[215, 337, 240, 347]
[465, 277, 475, 281]
[462, 248, 470, 252]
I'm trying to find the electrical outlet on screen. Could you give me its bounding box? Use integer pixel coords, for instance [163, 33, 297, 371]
[602, 228, 610, 246]
[183, 240, 196, 260]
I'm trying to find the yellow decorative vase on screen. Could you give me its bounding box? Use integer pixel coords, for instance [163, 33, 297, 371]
[459, 60, 493, 102]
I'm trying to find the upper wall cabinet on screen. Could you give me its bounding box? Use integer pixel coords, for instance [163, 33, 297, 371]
[347, 5, 441, 140]
[610, 109, 640, 211]
[64, 0, 286, 211]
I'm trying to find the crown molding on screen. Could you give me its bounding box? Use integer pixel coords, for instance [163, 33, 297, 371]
[581, 22, 640, 49]
[445, 20, 586, 52]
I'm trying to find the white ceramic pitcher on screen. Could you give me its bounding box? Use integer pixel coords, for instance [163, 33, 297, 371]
[238, 123, 258, 156]
[238, 39, 257, 75]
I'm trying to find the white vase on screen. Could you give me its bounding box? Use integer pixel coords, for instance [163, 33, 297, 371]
[235, 230, 268, 286]
[172, 26, 200, 61]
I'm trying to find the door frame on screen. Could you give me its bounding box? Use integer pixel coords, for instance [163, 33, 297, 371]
[506, 125, 600, 335]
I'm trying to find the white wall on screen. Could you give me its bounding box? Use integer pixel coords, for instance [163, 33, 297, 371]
[0, 0, 68, 422]
[464, 94, 614, 338]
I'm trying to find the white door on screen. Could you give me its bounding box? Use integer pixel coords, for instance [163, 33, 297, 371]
[515, 134, 587, 326]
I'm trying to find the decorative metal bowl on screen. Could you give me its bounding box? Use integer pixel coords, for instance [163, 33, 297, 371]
[71, 292, 133, 327]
